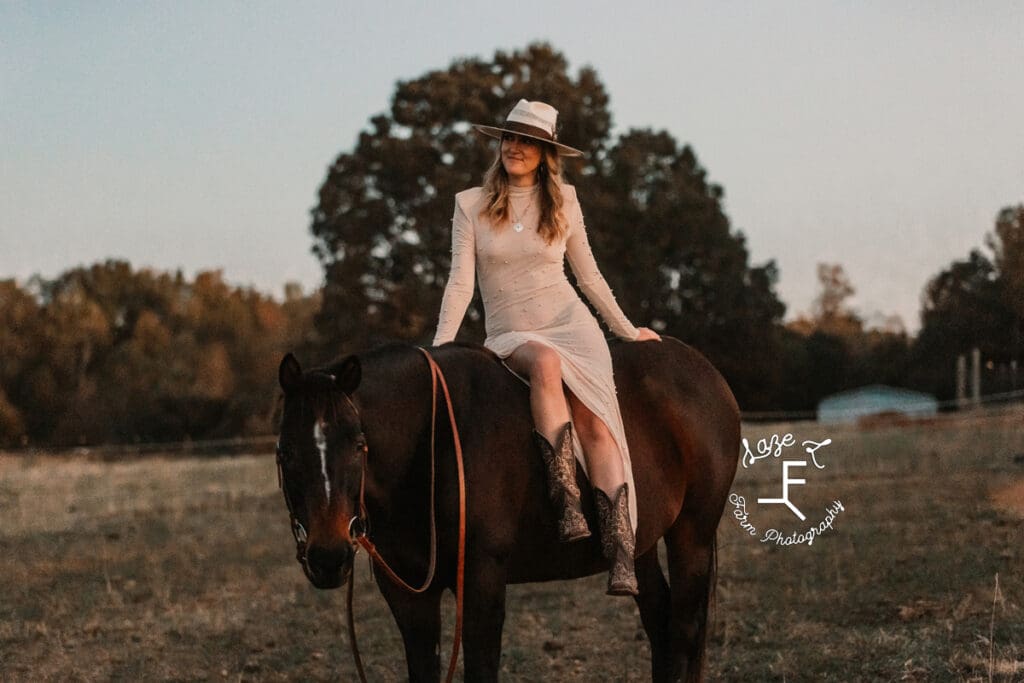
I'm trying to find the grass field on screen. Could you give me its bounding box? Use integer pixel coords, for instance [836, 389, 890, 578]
[1, 410, 1022, 681]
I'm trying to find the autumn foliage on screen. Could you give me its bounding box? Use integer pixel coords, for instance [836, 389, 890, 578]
[0, 261, 319, 447]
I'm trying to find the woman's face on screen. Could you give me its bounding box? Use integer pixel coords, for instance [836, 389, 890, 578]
[500, 132, 543, 183]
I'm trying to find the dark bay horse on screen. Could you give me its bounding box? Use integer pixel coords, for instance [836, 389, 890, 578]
[275, 336, 740, 682]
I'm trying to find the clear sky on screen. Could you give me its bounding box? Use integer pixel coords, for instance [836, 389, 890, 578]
[3, 2, 1022, 333]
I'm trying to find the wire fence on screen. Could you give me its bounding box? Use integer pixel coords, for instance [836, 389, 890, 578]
[0, 435, 278, 461]
[742, 387, 1024, 422]
[2, 390, 1021, 461]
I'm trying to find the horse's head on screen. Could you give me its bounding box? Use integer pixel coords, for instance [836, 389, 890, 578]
[276, 352, 367, 589]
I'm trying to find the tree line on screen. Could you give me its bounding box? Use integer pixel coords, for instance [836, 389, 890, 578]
[0, 263, 319, 446]
[2, 43, 1020, 447]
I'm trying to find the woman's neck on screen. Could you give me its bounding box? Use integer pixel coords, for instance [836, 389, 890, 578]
[507, 171, 537, 187]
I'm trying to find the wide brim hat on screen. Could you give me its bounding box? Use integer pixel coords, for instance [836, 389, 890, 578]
[472, 99, 585, 157]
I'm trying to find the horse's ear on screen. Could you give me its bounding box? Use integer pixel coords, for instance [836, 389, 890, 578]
[279, 353, 303, 393]
[333, 355, 361, 394]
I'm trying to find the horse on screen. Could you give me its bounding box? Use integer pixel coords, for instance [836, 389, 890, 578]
[275, 336, 740, 683]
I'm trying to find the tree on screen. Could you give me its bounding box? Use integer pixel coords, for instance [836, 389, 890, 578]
[309, 43, 786, 408]
[912, 205, 1023, 398]
[782, 265, 858, 404]
[581, 129, 786, 407]
[788, 263, 862, 339]
[0, 261, 321, 446]
[0, 280, 40, 444]
[986, 204, 1024, 360]
[782, 263, 913, 408]
[812, 264, 862, 336]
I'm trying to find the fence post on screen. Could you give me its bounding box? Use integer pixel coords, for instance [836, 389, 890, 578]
[971, 347, 981, 409]
[956, 354, 967, 409]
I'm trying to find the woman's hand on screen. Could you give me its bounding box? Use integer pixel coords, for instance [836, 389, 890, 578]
[633, 327, 662, 342]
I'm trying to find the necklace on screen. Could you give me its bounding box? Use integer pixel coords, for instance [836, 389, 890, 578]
[509, 191, 536, 233]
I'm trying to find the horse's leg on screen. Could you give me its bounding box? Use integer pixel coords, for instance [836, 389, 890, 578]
[377, 579, 444, 683]
[634, 544, 672, 683]
[664, 510, 717, 683]
[461, 553, 509, 683]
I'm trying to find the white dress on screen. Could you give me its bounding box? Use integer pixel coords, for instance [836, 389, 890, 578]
[432, 182, 640, 531]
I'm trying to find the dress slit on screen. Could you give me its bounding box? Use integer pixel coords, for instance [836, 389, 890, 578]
[432, 183, 643, 534]
[495, 336, 638, 532]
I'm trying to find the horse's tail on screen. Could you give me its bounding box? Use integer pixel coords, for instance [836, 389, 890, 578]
[692, 531, 717, 683]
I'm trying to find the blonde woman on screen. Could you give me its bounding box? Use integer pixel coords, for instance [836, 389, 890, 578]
[432, 99, 660, 595]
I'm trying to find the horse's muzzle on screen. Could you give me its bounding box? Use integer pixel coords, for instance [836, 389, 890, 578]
[305, 542, 354, 589]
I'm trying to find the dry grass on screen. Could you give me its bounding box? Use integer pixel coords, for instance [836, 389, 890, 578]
[1, 409, 1022, 681]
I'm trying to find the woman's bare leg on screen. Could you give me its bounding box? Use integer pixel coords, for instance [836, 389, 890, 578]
[565, 391, 625, 495]
[505, 341, 590, 541]
[567, 390, 638, 595]
[505, 342, 572, 445]
[505, 341, 626, 491]
[505, 342, 634, 589]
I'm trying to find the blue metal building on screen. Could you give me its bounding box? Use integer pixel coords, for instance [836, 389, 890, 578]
[816, 384, 939, 424]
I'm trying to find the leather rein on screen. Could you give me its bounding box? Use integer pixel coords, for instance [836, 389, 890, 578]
[276, 346, 466, 683]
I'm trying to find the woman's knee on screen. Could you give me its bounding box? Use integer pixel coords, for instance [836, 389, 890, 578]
[571, 405, 614, 448]
[524, 343, 562, 387]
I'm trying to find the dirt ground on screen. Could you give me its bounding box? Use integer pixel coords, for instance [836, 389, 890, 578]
[991, 478, 1024, 517]
[2, 411, 1023, 681]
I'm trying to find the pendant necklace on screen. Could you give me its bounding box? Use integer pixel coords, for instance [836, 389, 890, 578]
[510, 191, 536, 233]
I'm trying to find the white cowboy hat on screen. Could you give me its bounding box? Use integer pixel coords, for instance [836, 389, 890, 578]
[472, 99, 584, 157]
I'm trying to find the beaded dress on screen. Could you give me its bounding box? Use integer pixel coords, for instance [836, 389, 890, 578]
[432, 182, 640, 531]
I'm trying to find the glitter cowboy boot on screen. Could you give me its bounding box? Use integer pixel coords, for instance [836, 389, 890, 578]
[593, 482, 639, 596]
[533, 422, 592, 542]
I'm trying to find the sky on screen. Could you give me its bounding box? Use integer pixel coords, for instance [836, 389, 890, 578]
[2, 2, 1022, 334]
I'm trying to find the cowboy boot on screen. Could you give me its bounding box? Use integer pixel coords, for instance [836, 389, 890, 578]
[533, 422, 591, 542]
[593, 483, 639, 596]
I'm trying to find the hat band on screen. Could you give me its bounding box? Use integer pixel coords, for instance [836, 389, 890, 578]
[503, 120, 558, 143]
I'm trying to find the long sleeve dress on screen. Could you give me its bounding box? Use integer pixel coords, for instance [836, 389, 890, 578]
[432, 182, 640, 531]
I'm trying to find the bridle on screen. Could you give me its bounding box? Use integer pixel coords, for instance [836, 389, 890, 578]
[275, 441, 310, 571]
[275, 375, 369, 574]
[274, 401, 369, 579]
[276, 346, 466, 683]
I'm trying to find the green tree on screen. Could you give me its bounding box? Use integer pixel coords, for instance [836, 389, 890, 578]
[912, 206, 1023, 398]
[309, 43, 786, 408]
[583, 129, 785, 407]
[782, 263, 912, 410]
[986, 204, 1024, 360]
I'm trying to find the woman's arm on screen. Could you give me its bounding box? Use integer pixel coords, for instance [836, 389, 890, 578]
[564, 192, 641, 341]
[432, 199, 476, 345]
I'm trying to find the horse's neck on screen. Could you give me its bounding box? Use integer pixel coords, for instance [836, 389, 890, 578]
[359, 350, 435, 512]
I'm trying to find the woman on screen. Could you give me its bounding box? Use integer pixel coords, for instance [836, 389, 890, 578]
[432, 99, 661, 596]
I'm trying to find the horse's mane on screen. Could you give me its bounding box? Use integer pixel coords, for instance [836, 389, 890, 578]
[319, 341, 503, 376]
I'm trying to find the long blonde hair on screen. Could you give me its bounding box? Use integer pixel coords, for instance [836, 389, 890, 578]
[479, 144, 569, 245]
